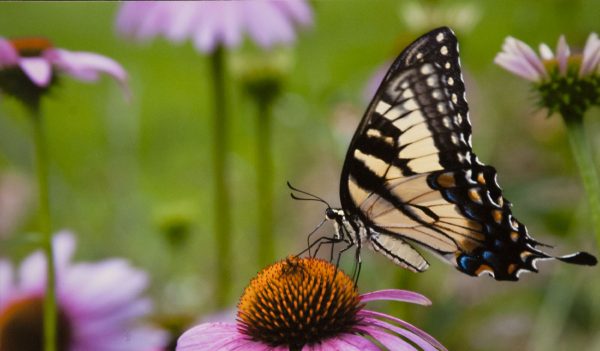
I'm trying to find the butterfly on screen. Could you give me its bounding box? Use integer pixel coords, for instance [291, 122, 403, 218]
[293, 27, 597, 281]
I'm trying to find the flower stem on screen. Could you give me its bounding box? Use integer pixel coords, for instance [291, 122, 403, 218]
[255, 98, 275, 267]
[30, 106, 56, 351]
[563, 114, 600, 246]
[210, 46, 231, 308]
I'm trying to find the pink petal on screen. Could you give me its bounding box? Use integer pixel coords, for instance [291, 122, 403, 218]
[494, 52, 542, 81]
[360, 317, 442, 351]
[135, 2, 174, 41]
[177, 322, 268, 351]
[19, 57, 52, 87]
[243, 1, 296, 48]
[74, 325, 167, 351]
[218, 3, 244, 48]
[306, 334, 379, 351]
[555, 35, 570, 75]
[359, 309, 446, 351]
[502, 37, 547, 79]
[45, 48, 129, 98]
[52, 231, 76, 274]
[164, 2, 200, 43]
[18, 250, 46, 293]
[360, 289, 431, 306]
[580, 32, 600, 76]
[47, 49, 127, 83]
[61, 259, 148, 314]
[191, 2, 223, 53]
[73, 299, 152, 336]
[513, 39, 547, 77]
[0, 37, 19, 67]
[274, 0, 314, 26]
[355, 326, 418, 351]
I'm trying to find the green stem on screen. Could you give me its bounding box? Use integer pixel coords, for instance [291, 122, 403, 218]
[255, 99, 274, 267]
[30, 106, 56, 351]
[210, 46, 231, 308]
[563, 114, 600, 247]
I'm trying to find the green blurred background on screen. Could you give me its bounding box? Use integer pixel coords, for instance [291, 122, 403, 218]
[0, 1, 599, 350]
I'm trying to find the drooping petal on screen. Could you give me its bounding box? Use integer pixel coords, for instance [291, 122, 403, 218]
[61, 259, 148, 314]
[355, 326, 418, 351]
[359, 309, 446, 351]
[52, 231, 76, 274]
[555, 35, 570, 75]
[115, 0, 312, 53]
[115, 2, 153, 38]
[360, 289, 431, 306]
[274, 0, 313, 26]
[164, 2, 200, 43]
[360, 316, 442, 351]
[75, 325, 168, 351]
[45, 49, 127, 85]
[177, 322, 268, 351]
[0, 37, 19, 67]
[243, 1, 296, 48]
[191, 2, 223, 53]
[18, 250, 46, 293]
[73, 298, 152, 336]
[307, 334, 380, 351]
[580, 32, 600, 76]
[18, 57, 52, 87]
[218, 3, 244, 48]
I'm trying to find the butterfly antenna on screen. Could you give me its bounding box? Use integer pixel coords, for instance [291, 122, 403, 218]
[287, 181, 332, 208]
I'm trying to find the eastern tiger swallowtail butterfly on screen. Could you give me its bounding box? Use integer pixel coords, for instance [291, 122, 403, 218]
[294, 27, 597, 281]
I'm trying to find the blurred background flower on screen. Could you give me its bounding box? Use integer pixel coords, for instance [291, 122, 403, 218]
[0, 36, 128, 106]
[0, 231, 167, 350]
[116, 0, 312, 53]
[0, 32, 129, 351]
[115, 0, 313, 307]
[496, 32, 600, 247]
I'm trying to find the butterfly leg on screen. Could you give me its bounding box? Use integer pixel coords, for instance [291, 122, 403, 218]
[350, 240, 363, 285]
[296, 234, 336, 257]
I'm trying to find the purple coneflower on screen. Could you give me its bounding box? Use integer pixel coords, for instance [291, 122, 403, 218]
[0, 231, 167, 350]
[177, 257, 446, 351]
[0, 36, 128, 103]
[116, 0, 313, 53]
[0, 35, 129, 351]
[495, 32, 600, 246]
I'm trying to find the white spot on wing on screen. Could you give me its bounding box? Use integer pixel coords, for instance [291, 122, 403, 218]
[437, 103, 447, 114]
[436, 32, 445, 42]
[420, 64, 434, 74]
[375, 101, 391, 115]
[441, 46, 449, 55]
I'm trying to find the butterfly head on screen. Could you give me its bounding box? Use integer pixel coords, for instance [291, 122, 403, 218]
[325, 207, 346, 221]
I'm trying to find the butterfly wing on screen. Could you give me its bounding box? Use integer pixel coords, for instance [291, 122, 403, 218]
[340, 27, 597, 280]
